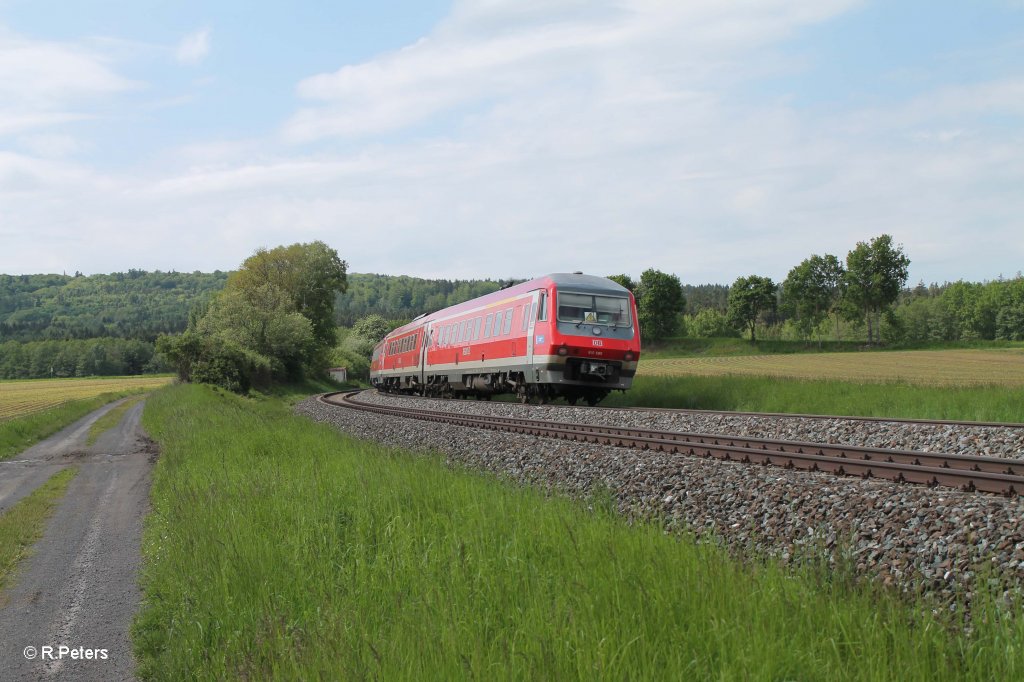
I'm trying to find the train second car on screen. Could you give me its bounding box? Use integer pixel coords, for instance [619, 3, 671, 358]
[369, 273, 641, 405]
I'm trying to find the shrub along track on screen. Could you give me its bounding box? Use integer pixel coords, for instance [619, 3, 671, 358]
[321, 391, 1024, 497]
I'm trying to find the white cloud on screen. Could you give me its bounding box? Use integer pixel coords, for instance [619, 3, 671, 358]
[2, 1, 1023, 285]
[15, 133, 84, 158]
[0, 29, 136, 106]
[0, 27, 137, 140]
[285, 0, 858, 142]
[175, 27, 211, 66]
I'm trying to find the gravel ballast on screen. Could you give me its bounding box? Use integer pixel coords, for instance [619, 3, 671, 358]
[295, 391, 1024, 606]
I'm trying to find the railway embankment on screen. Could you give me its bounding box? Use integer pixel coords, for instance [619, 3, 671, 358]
[296, 391, 1024, 608]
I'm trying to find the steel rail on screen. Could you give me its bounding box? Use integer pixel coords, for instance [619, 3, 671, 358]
[374, 388, 1024, 429]
[319, 391, 1024, 496]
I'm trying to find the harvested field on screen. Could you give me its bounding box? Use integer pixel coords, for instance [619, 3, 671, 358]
[639, 348, 1024, 387]
[0, 376, 172, 421]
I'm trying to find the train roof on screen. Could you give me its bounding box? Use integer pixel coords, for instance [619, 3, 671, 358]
[379, 272, 631, 338]
[547, 272, 630, 294]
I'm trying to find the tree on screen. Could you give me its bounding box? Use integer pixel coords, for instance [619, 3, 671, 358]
[636, 269, 685, 342]
[228, 241, 348, 349]
[727, 275, 777, 343]
[606, 274, 636, 293]
[688, 308, 738, 338]
[782, 254, 844, 344]
[159, 242, 345, 391]
[196, 285, 315, 379]
[351, 314, 393, 343]
[843, 235, 910, 344]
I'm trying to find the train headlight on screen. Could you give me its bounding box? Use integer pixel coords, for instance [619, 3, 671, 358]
[624, 351, 635, 361]
[557, 345, 569, 356]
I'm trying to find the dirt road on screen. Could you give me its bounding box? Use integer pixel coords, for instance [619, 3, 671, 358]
[0, 398, 156, 681]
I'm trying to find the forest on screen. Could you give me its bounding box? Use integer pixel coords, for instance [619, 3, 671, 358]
[1, 256, 1022, 381]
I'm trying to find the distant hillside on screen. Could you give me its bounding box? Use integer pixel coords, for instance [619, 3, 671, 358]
[0, 271, 229, 342]
[335, 274, 506, 325]
[0, 270, 509, 342]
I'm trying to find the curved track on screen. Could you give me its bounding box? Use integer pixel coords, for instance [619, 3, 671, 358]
[320, 390, 1024, 496]
[372, 389, 1024, 429]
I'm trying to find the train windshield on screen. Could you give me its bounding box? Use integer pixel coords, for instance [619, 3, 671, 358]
[556, 292, 632, 327]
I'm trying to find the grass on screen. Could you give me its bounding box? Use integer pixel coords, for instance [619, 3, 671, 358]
[604, 374, 1024, 422]
[645, 337, 1024, 359]
[638, 348, 1024, 387]
[0, 388, 162, 461]
[0, 376, 173, 421]
[135, 383, 1024, 680]
[85, 394, 147, 446]
[0, 467, 78, 595]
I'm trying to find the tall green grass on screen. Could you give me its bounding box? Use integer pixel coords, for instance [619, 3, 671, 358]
[605, 375, 1024, 422]
[135, 384, 1024, 680]
[0, 390, 150, 460]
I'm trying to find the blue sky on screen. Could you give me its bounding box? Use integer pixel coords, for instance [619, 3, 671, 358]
[1, 0, 1022, 284]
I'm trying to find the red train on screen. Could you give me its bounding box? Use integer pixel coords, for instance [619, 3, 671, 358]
[369, 272, 641, 405]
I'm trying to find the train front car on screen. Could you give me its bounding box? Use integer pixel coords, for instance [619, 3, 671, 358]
[533, 273, 641, 406]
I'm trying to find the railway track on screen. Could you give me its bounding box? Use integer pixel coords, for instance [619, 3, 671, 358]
[372, 389, 1024, 429]
[320, 391, 1024, 496]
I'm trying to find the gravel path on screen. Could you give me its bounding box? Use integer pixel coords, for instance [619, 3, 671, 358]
[0, 399, 155, 682]
[297, 391, 1024, 608]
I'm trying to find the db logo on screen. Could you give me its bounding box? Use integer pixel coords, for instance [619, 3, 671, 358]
[592, 339, 604, 347]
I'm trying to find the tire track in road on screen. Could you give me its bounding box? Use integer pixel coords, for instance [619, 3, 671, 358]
[0, 399, 156, 682]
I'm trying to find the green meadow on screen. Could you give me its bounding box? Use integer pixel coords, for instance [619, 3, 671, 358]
[133, 384, 1024, 680]
[603, 374, 1024, 422]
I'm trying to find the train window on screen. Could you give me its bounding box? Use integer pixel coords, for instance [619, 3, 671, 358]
[491, 311, 502, 337]
[502, 307, 513, 335]
[459, 320, 467, 343]
[529, 302, 537, 324]
[521, 304, 529, 331]
[484, 313, 493, 338]
[557, 292, 632, 326]
[473, 317, 480, 341]
[538, 292, 547, 320]
[440, 326, 448, 346]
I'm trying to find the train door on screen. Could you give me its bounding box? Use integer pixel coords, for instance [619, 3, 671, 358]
[525, 291, 540, 381]
[419, 325, 431, 387]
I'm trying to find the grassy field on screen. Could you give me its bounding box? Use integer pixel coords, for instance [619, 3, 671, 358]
[0, 376, 172, 421]
[134, 383, 1024, 680]
[638, 348, 1024, 387]
[643, 337, 1024, 359]
[604, 375, 1024, 422]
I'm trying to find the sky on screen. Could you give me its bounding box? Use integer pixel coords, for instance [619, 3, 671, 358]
[1, 0, 1022, 285]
